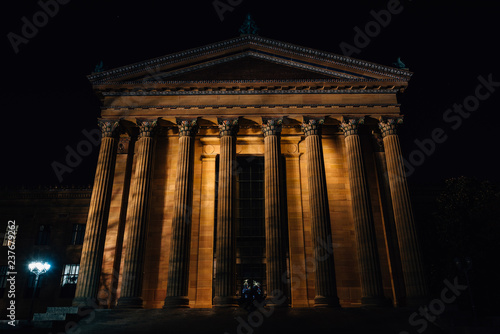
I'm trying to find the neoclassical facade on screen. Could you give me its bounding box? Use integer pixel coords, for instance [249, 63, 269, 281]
[73, 34, 427, 309]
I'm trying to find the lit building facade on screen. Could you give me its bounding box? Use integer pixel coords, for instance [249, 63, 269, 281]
[72, 34, 428, 309]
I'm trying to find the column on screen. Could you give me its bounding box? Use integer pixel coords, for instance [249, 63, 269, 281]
[378, 117, 428, 306]
[262, 118, 288, 306]
[73, 120, 119, 306]
[371, 131, 405, 306]
[213, 118, 239, 307]
[116, 119, 158, 308]
[164, 119, 199, 308]
[340, 117, 386, 306]
[301, 118, 340, 307]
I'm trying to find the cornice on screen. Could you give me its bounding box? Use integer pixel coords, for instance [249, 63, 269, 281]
[0, 186, 93, 200]
[103, 103, 400, 110]
[95, 78, 405, 87]
[100, 88, 401, 96]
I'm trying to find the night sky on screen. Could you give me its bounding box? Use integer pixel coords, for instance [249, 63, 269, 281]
[2, 0, 499, 188]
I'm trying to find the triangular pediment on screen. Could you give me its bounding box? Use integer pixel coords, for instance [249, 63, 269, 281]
[138, 55, 336, 81]
[89, 35, 411, 88]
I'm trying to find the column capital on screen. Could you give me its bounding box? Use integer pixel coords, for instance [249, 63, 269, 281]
[340, 117, 364, 137]
[98, 120, 120, 138]
[301, 117, 324, 137]
[217, 118, 239, 137]
[176, 118, 199, 137]
[137, 119, 158, 138]
[378, 117, 403, 138]
[261, 118, 283, 137]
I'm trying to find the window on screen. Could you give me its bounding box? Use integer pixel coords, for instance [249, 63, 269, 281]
[2, 224, 18, 247]
[35, 225, 50, 245]
[60, 264, 79, 298]
[70, 224, 85, 245]
[60, 264, 79, 286]
[0, 265, 7, 297]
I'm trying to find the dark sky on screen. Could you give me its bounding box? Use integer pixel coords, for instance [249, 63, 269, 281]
[2, 0, 499, 187]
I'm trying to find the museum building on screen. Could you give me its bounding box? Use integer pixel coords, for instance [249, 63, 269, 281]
[0, 28, 429, 315]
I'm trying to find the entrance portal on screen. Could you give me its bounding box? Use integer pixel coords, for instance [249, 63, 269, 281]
[235, 156, 266, 300]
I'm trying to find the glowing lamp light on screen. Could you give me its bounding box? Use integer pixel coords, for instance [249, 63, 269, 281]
[28, 261, 51, 321]
[28, 261, 51, 275]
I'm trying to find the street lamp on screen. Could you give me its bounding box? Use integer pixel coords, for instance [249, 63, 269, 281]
[28, 261, 51, 322]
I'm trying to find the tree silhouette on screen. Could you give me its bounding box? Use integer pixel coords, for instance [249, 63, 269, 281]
[422, 176, 500, 314]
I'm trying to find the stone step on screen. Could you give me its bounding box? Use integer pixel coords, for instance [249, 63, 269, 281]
[32, 320, 54, 328]
[33, 313, 67, 321]
[46, 306, 80, 314]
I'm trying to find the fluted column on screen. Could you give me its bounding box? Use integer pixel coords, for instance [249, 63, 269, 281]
[164, 119, 199, 308]
[340, 117, 386, 306]
[73, 120, 120, 306]
[213, 118, 239, 307]
[301, 118, 340, 307]
[378, 117, 428, 306]
[116, 119, 158, 309]
[262, 118, 288, 306]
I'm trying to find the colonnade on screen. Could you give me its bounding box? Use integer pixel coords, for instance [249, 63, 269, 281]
[73, 116, 427, 308]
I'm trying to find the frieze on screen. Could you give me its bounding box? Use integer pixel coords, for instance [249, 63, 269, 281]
[104, 103, 399, 110]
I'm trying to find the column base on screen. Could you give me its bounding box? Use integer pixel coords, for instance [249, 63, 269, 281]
[361, 296, 393, 307]
[314, 295, 341, 308]
[163, 296, 190, 309]
[116, 297, 144, 309]
[213, 296, 238, 307]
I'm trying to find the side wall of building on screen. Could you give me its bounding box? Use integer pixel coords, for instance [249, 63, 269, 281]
[0, 188, 91, 318]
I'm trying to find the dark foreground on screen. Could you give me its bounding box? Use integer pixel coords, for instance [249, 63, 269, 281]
[2, 307, 499, 334]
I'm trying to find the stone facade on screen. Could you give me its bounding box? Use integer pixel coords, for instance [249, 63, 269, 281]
[0, 34, 429, 315]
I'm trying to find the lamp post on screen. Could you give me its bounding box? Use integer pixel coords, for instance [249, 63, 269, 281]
[454, 257, 476, 321]
[28, 261, 50, 322]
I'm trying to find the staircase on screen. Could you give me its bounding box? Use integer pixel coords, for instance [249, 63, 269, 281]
[32, 306, 81, 330]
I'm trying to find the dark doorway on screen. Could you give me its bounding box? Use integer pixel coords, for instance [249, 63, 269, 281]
[212, 155, 267, 301]
[235, 156, 266, 299]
